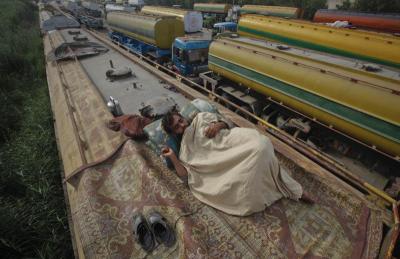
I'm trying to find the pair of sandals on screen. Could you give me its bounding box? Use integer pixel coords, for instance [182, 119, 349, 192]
[132, 211, 175, 252]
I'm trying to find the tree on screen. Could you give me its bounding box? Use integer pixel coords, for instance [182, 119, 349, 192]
[300, 0, 327, 19]
[336, 0, 353, 10]
[348, 0, 400, 12]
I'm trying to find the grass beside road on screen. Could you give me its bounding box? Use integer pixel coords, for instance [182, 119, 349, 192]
[0, 0, 72, 257]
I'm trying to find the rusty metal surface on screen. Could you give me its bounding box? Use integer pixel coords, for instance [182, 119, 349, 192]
[58, 28, 189, 115]
[44, 30, 127, 258]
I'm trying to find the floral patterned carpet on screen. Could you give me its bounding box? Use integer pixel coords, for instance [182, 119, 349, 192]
[69, 140, 382, 259]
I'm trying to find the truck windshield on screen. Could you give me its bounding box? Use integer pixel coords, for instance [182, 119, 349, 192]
[175, 47, 208, 64]
[174, 47, 185, 62]
[187, 48, 208, 64]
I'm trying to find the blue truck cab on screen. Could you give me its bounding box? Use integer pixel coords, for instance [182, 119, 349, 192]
[212, 22, 237, 36]
[172, 37, 211, 76]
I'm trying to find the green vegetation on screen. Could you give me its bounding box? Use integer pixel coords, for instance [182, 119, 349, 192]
[337, 0, 400, 12]
[0, 0, 72, 258]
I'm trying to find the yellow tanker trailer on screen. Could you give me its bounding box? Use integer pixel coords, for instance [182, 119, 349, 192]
[206, 36, 400, 158]
[193, 3, 232, 14]
[141, 6, 203, 33]
[106, 12, 184, 58]
[240, 5, 301, 18]
[238, 14, 400, 69]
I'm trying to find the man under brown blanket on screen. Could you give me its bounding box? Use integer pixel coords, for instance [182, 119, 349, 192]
[161, 111, 314, 216]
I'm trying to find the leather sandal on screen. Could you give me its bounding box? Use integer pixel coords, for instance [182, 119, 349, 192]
[147, 211, 176, 247]
[132, 212, 156, 252]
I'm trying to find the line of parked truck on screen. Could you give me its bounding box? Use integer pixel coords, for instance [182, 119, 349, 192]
[61, 0, 104, 28]
[106, 5, 238, 76]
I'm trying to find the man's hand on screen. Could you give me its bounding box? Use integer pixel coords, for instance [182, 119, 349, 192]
[161, 147, 176, 159]
[161, 146, 188, 178]
[204, 122, 227, 138]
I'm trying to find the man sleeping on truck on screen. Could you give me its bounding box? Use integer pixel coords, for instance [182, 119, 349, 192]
[161, 111, 314, 216]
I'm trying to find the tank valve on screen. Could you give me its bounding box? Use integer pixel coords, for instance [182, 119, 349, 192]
[107, 96, 123, 117]
[362, 63, 381, 72]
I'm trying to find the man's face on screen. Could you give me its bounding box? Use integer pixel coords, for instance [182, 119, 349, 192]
[170, 114, 188, 135]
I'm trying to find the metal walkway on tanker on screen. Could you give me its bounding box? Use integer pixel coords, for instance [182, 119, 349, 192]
[59, 29, 188, 114]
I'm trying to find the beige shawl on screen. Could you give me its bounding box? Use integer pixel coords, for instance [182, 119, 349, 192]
[179, 112, 303, 216]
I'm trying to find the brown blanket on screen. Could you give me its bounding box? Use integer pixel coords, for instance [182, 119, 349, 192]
[107, 114, 153, 139]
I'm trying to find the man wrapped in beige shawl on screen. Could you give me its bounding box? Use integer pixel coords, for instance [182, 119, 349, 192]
[161, 111, 312, 216]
